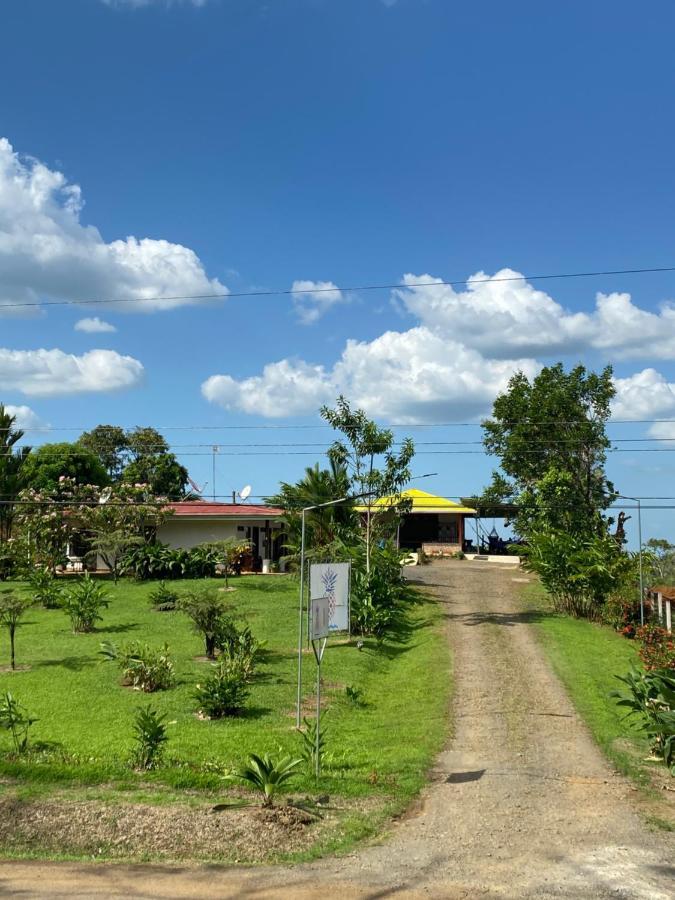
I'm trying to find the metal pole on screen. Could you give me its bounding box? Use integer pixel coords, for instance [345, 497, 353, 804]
[212, 446, 217, 501]
[295, 509, 307, 729]
[637, 498, 645, 626]
[316, 652, 321, 779]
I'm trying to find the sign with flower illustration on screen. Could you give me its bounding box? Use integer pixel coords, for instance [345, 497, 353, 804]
[310, 562, 350, 633]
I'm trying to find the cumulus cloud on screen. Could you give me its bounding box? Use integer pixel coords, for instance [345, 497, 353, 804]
[291, 279, 345, 324]
[202, 326, 540, 423]
[4, 404, 45, 431]
[396, 270, 675, 360]
[0, 348, 144, 397]
[0, 138, 226, 313]
[612, 369, 675, 421]
[75, 317, 117, 334]
[202, 359, 335, 418]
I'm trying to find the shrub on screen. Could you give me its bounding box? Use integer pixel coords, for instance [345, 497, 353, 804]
[27, 566, 62, 609]
[131, 706, 169, 770]
[61, 573, 109, 633]
[178, 588, 234, 659]
[0, 692, 36, 753]
[349, 540, 419, 642]
[602, 593, 645, 639]
[611, 667, 675, 771]
[451, 550, 466, 560]
[217, 623, 263, 682]
[0, 590, 32, 670]
[194, 660, 249, 718]
[636, 624, 675, 671]
[122, 542, 223, 581]
[148, 581, 179, 612]
[225, 753, 302, 806]
[101, 640, 175, 692]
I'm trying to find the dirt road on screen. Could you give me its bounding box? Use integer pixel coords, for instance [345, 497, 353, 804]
[1, 560, 673, 898]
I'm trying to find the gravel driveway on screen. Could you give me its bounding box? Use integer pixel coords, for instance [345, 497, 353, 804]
[1, 560, 673, 898]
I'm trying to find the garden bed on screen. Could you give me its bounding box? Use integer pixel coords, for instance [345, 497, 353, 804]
[0, 575, 451, 861]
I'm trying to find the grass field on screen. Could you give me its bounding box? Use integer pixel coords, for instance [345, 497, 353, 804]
[0, 575, 451, 812]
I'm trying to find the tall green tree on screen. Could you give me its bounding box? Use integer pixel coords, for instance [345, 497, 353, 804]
[127, 427, 169, 460]
[482, 364, 616, 538]
[21, 443, 109, 492]
[121, 454, 188, 500]
[0, 405, 31, 542]
[321, 397, 415, 571]
[77, 425, 129, 479]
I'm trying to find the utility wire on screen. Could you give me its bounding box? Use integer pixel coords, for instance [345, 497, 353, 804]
[2, 263, 675, 310]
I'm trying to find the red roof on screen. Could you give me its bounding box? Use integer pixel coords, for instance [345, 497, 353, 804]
[167, 501, 283, 518]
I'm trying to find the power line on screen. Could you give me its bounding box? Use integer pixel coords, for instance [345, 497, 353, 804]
[1, 263, 675, 311]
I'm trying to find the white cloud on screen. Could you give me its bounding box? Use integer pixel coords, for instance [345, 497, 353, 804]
[612, 369, 675, 422]
[291, 280, 345, 324]
[0, 348, 144, 397]
[75, 317, 117, 334]
[396, 270, 675, 360]
[202, 359, 335, 418]
[4, 404, 45, 431]
[202, 326, 540, 423]
[0, 138, 226, 313]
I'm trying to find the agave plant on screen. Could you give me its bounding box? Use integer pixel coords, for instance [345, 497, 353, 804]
[226, 753, 302, 806]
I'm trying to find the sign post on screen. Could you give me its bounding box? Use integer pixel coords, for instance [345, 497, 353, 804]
[310, 595, 329, 778]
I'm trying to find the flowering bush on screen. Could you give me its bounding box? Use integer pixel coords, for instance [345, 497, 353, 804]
[602, 593, 648, 639]
[636, 624, 675, 671]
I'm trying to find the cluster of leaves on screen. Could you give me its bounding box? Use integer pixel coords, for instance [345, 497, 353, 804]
[61, 574, 110, 633]
[194, 660, 250, 719]
[218, 623, 264, 682]
[148, 580, 180, 611]
[27, 566, 62, 609]
[635, 624, 675, 672]
[130, 706, 169, 770]
[178, 588, 233, 658]
[0, 692, 36, 754]
[100, 640, 175, 692]
[522, 530, 639, 619]
[602, 593, 645, 638]
[0, 590, 32, 670]
[300, 715, 327, 777]
[123, 542, 225, 581]
[612, 667, 675, 772]
[226, 753, 302, 807]
[192, 616, 262, 718]
[349, 540, 419, 640]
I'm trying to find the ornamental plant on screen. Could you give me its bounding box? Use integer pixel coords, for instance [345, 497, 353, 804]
[131, 706, 169, 770]
[194, 660, 249, 718]
[61, 573, 109, 633]
[100, 640, 175, 692]
[226, 753, 302, 807]
[636, 624, 675, 671]
[0, 590, 32, 670]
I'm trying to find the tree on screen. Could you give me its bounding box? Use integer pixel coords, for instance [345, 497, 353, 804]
[21, 443, 109, 492]
[482, 364, 616, 539]
[121, 454, 188, 500]
[0, 590, 32, 670]
[127, 427, 169, 461]
[0, 405, 31, 543]
[266, 460, 355, 559]
[321, 397, 415, 571]
[77, 425, 129, 479]
[645, 539, 675, 586]
[178, 589, 232, 659]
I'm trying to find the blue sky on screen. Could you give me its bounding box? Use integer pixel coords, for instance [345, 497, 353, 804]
[2, 0, 675, 543]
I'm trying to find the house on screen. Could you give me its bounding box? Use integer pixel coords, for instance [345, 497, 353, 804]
[356, 488, 476, 557]
[158, 501, 285, 568]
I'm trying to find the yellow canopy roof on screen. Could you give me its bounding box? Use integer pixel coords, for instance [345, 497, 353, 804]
[355, 488, 476, 515]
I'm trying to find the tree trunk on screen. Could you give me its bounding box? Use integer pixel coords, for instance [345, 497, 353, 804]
[9, 622, 15, 670]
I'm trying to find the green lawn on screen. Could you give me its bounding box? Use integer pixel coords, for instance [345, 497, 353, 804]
[0, 576, 451, 811]
[522, 583, 658, 786]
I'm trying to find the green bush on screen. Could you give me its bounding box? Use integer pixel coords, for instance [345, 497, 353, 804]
[0, 692, 36, 754]
[217, 623, 263, 682]
[194, 660, 249, 718]
[131, 706, 169, 770]
[602, 593, 645, 638]
[636, 624, 675, 671]
[122, 542, 223, 581]
[147, 580, 179, 612]
[226, 753, 302, 806]
[100, 640, 175, 692]
[27, 566, 62, 609]
[61, 574, 109, 633]
[611, 667, 675, 772]
[350, 541, 418, 641]
[178, 588, 234, 659]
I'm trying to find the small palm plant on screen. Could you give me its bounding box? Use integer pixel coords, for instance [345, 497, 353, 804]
[131, 706, 169, 770]
[0, 692, 36, 753]
[226, 753, 302, 807]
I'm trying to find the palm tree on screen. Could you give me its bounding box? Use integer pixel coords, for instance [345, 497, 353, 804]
[0, 406, 31, 543]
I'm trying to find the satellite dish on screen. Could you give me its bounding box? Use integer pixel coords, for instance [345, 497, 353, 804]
[239, 485, 252, 501]
[99, 487, 113, 505]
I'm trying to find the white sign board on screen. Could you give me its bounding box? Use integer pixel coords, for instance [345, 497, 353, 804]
[310, 596, 330, 640]
[310, 562, 350, 633]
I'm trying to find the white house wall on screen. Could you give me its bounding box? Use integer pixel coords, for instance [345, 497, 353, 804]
[157, 518, 274, 553]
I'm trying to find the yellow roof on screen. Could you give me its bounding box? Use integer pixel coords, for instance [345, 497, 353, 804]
[355, 488, 476, 515]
